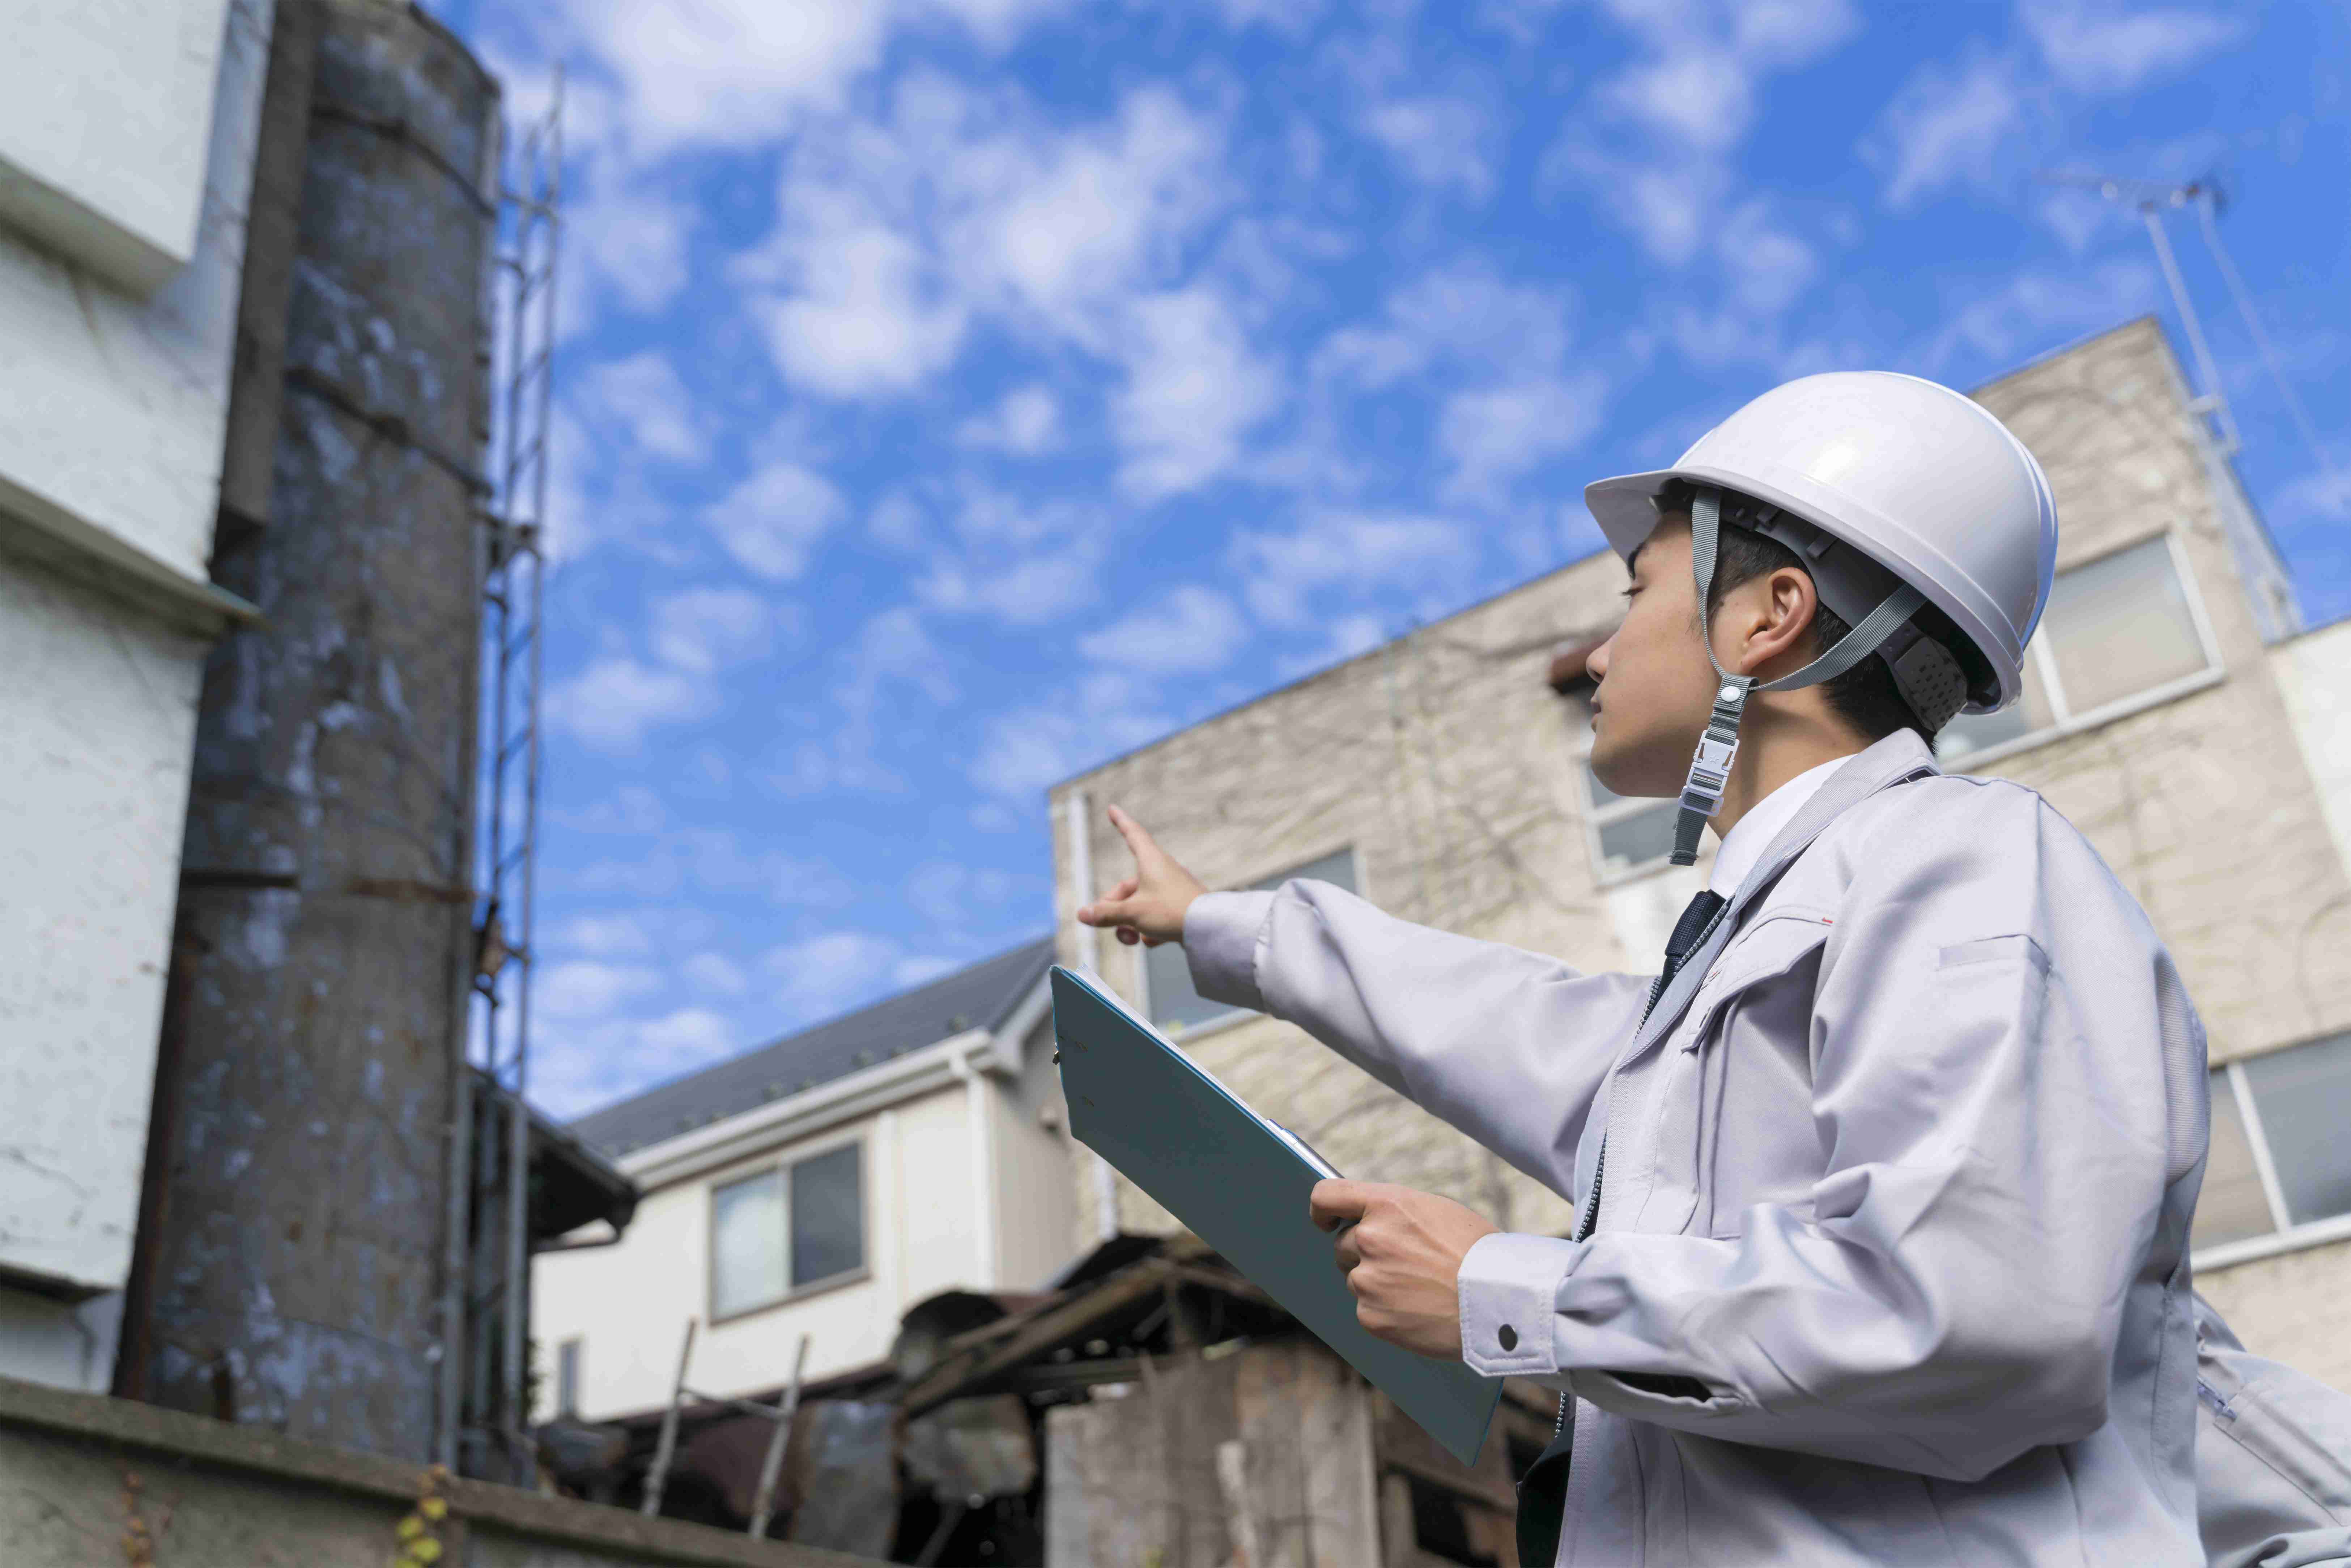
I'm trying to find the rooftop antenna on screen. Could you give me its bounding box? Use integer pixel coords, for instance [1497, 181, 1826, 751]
[2041, 172, 2241, 456]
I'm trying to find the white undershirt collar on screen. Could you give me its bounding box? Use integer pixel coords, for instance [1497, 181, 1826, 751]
[1706, 754, 1853, 898]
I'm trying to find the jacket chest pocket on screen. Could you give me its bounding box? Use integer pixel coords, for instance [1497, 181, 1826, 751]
[1631, 911, 1834, 1239]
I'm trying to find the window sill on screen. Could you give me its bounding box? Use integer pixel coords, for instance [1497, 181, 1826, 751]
[2192, 1212, 2351, 1274]
[709, 1265, 871, 1328]
[1936, 665, 2227, 774]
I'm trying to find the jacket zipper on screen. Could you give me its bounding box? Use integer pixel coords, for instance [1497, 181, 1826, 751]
[1556, 1139, 1606, 1441]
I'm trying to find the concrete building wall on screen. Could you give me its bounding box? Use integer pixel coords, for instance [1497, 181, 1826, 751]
[1050, 318, 2351, 1385]
[0, 0, 272, 1385]
[2271, 616, 2351, 875]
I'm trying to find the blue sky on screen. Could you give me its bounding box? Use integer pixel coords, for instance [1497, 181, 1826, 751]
[425, 0, 2351, 1117]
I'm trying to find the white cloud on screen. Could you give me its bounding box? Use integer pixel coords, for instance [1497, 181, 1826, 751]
[546, 657, 712, 751]
[1231, 510, 1478, 627]
[2021, 0, 2241, 96]
[683, 951, 749, 996]
[564, 828, 857, 905]
[1077, 586, 1251, 675]
[703, 459, 849, 580]
[538, 959, 662, 1020]
[1918, 259, 2159, 374]
[732, 77, 1229, 404]
[956, 383, 1064, 454]
[649, 587, 777, 674]
[748, 212, 972, 398]
[763, 930, 907, 1013]
[1362, 96, 1498, 203]
[1714, 200, 1817, 315]
[634, 1006, 739, 1069]
[551, 784, 669, 834]
[1545, 0, 1858, 263]
[581, 351, 707, 462]
[570, 181, 695, 316]
[1272, 612, 1387, 680]
[1112, 287, 1286, 501]
[1867, 50, 2029, 211]
[547, 912, 658, 957]
[969, 670, 1169, 802]
[1437, 373, 1608, 502]
[918, 550, 1101, 624]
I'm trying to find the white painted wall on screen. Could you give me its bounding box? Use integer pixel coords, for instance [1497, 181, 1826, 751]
[0, 0, 270, 1372]
[2272, 618, 2351, 876]
[0, 0, 234, 295]
[992, 1017, 1083, 1290]
[534, 1083, 985, 1423]
[0, 0, 262, 585]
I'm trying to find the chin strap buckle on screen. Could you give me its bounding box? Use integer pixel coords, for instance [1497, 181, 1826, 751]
[1669, 677, 1754, 866]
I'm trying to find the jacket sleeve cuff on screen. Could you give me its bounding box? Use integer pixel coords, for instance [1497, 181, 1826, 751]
[1458, 1231, 1580, 1377]
[1184, 890, 1276, 1011]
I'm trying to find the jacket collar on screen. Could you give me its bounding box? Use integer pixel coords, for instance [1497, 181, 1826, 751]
[1626, 729, 1942, 1056]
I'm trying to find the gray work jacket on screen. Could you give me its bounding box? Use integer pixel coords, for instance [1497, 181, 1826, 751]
[1185, 730, 2210, 1566]
[2195, 1292, 2351, 1567]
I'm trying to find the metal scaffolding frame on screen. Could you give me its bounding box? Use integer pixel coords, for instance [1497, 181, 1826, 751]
[465, 64, 564, 1481]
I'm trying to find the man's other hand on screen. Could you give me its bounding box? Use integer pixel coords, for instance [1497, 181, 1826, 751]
[1311, 1179, 1500, 1360]
[1075, 805, 1208, 948]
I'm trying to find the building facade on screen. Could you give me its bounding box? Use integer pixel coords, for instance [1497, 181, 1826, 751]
[0, 0, 273, 1390]
[1049, 318, 2351, 1392]
[533, 938, 1079, 1422]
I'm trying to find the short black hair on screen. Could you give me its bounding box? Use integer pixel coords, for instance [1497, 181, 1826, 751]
[1653, 478, 1933, 744]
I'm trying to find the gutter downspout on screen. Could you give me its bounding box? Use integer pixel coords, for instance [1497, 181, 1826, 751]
[1064, 788, 1121, 1244]
[949, 1043, 999, 1291]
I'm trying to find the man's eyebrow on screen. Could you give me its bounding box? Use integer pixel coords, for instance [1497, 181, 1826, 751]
[1626, 539, 1647, 578]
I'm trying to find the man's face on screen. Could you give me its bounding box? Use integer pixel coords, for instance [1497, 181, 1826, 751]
[1584, 515, 1718, 799]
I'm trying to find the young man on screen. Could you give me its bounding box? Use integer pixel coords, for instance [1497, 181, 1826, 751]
[1079, 372, 2212, 1565]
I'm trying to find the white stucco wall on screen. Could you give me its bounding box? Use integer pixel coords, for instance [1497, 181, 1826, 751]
[0, 0, 263, 585]
[0, 0, 271, 1351]
[0, 0, 234, 295]
[533, 1083, 984, 1423]
[2271, 617, 2351, 876]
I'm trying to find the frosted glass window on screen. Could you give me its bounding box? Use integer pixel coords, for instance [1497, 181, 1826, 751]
[2241, 1033, 2351, 1228]
[555, 1339, 582, 1419]
[1595, 802, 1680, 875]
[1145, 848, 1357, 1030]
[711, 1169, 787, 1318]
[790, 1144, 864, 1286]
[2191, 1073, 2274, 1250]
[2042, 537, 2209, 717]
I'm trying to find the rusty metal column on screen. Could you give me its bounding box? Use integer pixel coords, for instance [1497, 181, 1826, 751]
[128, 0, 500, 1462]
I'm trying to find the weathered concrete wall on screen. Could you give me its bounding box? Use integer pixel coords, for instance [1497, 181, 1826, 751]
[127, 0, 498, 1458]
[0, 0, 274, 1347]
[0, 1374, 879, 1567]
[2270, 616, 2351, 877]
[1051, 317, 2351, 1381]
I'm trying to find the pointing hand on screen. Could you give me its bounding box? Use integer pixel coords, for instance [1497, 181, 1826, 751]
[1075, 805, 1209, 948]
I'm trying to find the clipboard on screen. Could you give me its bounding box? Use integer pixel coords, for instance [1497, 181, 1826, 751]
[1051, 964, 1501, 1466]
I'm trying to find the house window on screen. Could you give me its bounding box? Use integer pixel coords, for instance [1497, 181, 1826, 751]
[710, 1142, 866, 1318]
[1580, 760, 1681, 882]
[1142, 847, 1359, 1032]
[1938, 533, 2219, 762]
[555, 1338, 582, 1419]
[2193, 1031, 2351, 1259]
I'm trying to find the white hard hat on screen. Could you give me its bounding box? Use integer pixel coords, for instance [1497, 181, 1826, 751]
[1585, 371, 2058, 716]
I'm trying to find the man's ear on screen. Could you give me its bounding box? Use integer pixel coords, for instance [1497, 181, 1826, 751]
[1741, 566, 1820, 674]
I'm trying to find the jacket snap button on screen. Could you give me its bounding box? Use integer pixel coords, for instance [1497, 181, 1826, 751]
[1498, 1324, 1518, 1352]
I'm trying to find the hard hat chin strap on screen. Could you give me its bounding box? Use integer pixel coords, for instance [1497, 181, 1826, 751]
[1668, 487, 1926, 866]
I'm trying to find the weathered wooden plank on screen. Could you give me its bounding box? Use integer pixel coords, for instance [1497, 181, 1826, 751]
[1232, 1342, 1381, 1568]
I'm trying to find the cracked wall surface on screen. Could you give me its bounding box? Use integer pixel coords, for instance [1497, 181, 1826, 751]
[0, 0, 276, 1341]
[1049, 318, 2351, 1388]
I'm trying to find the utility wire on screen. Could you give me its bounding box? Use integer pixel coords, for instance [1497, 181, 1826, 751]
[2193, 191, 2341, 485]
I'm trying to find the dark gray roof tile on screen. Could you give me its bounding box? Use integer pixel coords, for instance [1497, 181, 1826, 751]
[568, 934, 1057, 1158]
